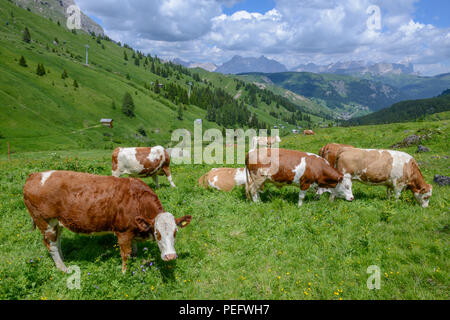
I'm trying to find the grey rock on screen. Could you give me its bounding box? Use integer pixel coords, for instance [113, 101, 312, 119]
[417, 145, 430, 153]
[433, 175, 450, 186]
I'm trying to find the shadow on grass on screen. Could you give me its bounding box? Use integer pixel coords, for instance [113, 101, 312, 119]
[60, 234, 182, 282]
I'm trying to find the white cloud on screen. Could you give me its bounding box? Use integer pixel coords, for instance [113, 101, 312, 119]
[75, 0, 450, 75]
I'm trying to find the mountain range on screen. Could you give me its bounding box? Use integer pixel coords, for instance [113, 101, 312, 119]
[175, 55, 419, 77]
[12, 0, 104, 35]
[292, 61, 417, 76]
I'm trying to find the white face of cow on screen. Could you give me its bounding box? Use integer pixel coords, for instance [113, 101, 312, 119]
[153, 212, 191, 261]
[332, 175, 354, 201]
[414, 186, 432, 208]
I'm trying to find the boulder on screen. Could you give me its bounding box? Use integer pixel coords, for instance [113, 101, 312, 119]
[417, 145, 430, 153]
[433, 175, 450, 186]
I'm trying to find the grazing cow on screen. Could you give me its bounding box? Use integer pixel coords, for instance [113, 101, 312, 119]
[335, 148, 432, 207]
[245, 148, 354, 206]
[316, 143, 355, 198]
[303, 130, 315, 135]
[319, 143, 355, 168]
[23, 171, 192, 273]
[251, 136, 281, 149]
[112, 146, 176, 188]
[198, 168, 247, 192]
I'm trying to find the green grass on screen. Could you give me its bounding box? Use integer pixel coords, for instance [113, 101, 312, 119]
[0, 120, 448, 300]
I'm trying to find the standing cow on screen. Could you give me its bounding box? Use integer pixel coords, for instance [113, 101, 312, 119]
[303, 130, 315, 135]
[198, 168, 247, 192]
[112, 146, 176, 188]
[335, 148, 432, 207]
[23, 171, 192, 273]
[245, 148, 354, 206]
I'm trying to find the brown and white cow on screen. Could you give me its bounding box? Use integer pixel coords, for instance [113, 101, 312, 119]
[23, 171, 192, 273]
[245, 148, 354, 206]
[319, 143, 355, 168]
[303, 130, 315, 135]
[198, 168, 247, 192]
[112, 146, 176, 188]
[251, 136, 281, 149]
[335, 148, 432, 207]
[316, 143, 355, 198]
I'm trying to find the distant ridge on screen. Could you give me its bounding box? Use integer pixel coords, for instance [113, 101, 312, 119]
[216, 55, 287, 74]
[292, 61, 417, 76]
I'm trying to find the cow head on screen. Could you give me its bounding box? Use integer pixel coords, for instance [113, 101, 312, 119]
[414, 184, 432, 208]
[135, 212, 192, 261]
[332, 174, 354, 201]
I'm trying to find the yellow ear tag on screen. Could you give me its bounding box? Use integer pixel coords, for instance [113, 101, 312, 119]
[182, 221, 187, 226]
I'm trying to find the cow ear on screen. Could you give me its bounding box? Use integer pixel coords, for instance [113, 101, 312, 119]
[176, 215, 192, 228]
[135, 216, 154, 232]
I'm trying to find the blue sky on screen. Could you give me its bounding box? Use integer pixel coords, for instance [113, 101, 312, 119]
[77, 0, 450, 75]
[222, 0, 450, 28]
[414, 0, 450, 28]
[222, 0, 276, 15]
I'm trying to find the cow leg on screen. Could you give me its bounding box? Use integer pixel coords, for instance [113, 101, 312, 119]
[246, 177, 263, 202]
[394, 187, 403, 200]
[44, 219, 68, 272]
[162, 166, 176, 188]
[116, 232, 134, 274]
[387, 187, 393, 199]
[131, 240, 138, 258]
[152, 176, 160, 189]
[298, 190, 307, 206]
[298, 184, 310, 206]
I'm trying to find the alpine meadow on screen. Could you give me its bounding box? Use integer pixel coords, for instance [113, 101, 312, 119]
[0, 0, 449, 302]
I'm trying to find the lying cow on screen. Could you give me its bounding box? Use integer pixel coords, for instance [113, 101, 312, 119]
[335, 148, 432, 207]
[251, 136, 281, 149]
[245, 148, 354, 206]
[112, 146, 176, 188]
[198, 168, 247, 192]
[303, 130, 315, 135]
[23, 171, 192, 273]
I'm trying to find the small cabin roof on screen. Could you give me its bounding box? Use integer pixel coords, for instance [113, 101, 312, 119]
[100, 119, 113, 122]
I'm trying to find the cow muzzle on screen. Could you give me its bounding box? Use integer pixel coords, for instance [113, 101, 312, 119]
[162, 253, 177, 261]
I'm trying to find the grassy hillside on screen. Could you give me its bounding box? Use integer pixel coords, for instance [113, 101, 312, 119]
[0, 1, 320, 154]
[0, 120, 448, 300]
[346, 90, 450, 126]
[358, 73, 450, 100]
[236, 73, 336, 119]
[237, 72, 409, 117]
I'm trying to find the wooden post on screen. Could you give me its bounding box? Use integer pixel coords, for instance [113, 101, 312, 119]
[7, 142, 10, 160]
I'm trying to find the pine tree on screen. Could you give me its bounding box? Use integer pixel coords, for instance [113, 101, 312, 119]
[73, 80, 79, 88]
[122, 92, 135, 118]
[134, 57, 140, 66]
[112, 101, 116, 110]
[19, 56, 27, 67]
[23, 27, 31, 43]
[154, 80, 160, 94]
[36, 63, 46, 76]
[151, 62, 156, 74]
[123, 51, 128, 61]
[177, 105, 184, 120]
[61, 69, 68, 79]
